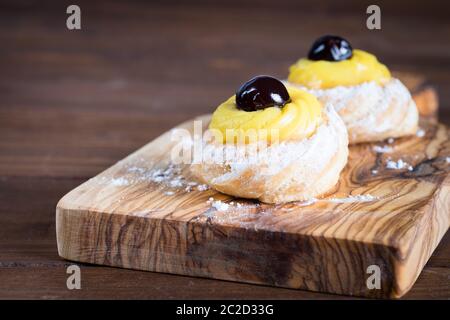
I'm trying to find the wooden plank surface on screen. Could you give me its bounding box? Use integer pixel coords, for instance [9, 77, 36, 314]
[1, 0, 449, 299]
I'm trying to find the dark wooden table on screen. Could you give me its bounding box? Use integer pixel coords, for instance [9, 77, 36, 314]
[0, 0, 449, 299]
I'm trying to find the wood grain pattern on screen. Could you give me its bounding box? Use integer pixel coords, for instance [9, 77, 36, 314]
[56, 113, 450, 298]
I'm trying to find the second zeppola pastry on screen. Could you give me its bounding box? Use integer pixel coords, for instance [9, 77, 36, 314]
[286, 35, 419, 144]
[190, 76, 348, 204]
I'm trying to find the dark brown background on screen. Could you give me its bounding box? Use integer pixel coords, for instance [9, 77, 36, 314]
[0, 0, 449, 299]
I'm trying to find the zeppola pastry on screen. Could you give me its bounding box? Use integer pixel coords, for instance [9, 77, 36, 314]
[286, 35, 419, 144]
[190, 76, 348, 203]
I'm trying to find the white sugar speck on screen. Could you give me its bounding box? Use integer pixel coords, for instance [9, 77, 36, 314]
[152, 176, 164, 183]
[211, 200, 229, 211]
[387, 138, 395, 144]
[196, 184, 209, 191]
[169, 177, 183, 188]
[125, 163, 210, 194]
[127, 167, 145, 174]
[386, 159, 410, 170]
[327, 194, 378, 203]
[446, 157, 450, 163]
[416, 128, 425, 137]
[297, 194, 379, 206]
[373, 145, 393, 153]
[111, 177, 129, 186]
[164, 191, 175, 196]
[205, 199, 247, 212]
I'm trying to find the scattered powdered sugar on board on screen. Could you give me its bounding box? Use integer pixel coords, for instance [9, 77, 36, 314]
[124, 162, 210, 194]
[296, 194, 379, 206]
[200, 193, 382, 229]
[211, 201, 229, 211]
[416, 128, 426, 137]
[205, 193, 379, 218]
[446, 157, 450, 163]
[386, 159, 413, 171]
[207, 198, 229, 211]
[325, 194, 378, 203]
[196, 184, 209, 191]
[93, 176, 131, 186]
[111, 177, 130, 186]
[373, 145, 393, 153]
[91, 162, 210, 195]
[206, 197, 247, 212]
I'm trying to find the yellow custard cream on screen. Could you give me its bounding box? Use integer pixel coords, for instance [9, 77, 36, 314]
[209, 87, 322, 144]
[288, 49, 391, 89]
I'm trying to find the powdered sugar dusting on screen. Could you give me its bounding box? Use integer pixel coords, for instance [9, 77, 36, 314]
[199, 193, 382, 229]
[326, 194, 378, 203]
[196, 184, 209, 191]
[92, 161, 209, 195]
[373, 145, 393, 153]
[204, 193, 380, 216]
[110, 177, 130, 186]
[416, 128, 425, 137]
[207, 198, 247, 212]
[296, 194, 379, 205]
[93, 176, 131, 186]
[386, 159, 413, 171]
[125, 163, 210, 194]
[211, 200, 229, 211]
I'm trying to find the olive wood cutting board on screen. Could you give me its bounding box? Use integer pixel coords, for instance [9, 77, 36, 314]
[56, 74, 449, 298]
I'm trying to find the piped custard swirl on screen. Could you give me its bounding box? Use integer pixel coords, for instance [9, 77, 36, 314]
[209, 86, 323, 143]
[288, 49, 391, 89]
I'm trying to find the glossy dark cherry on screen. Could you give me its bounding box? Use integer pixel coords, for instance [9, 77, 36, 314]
[307, 35, 353, 61]
[235, 76, 291, 112]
